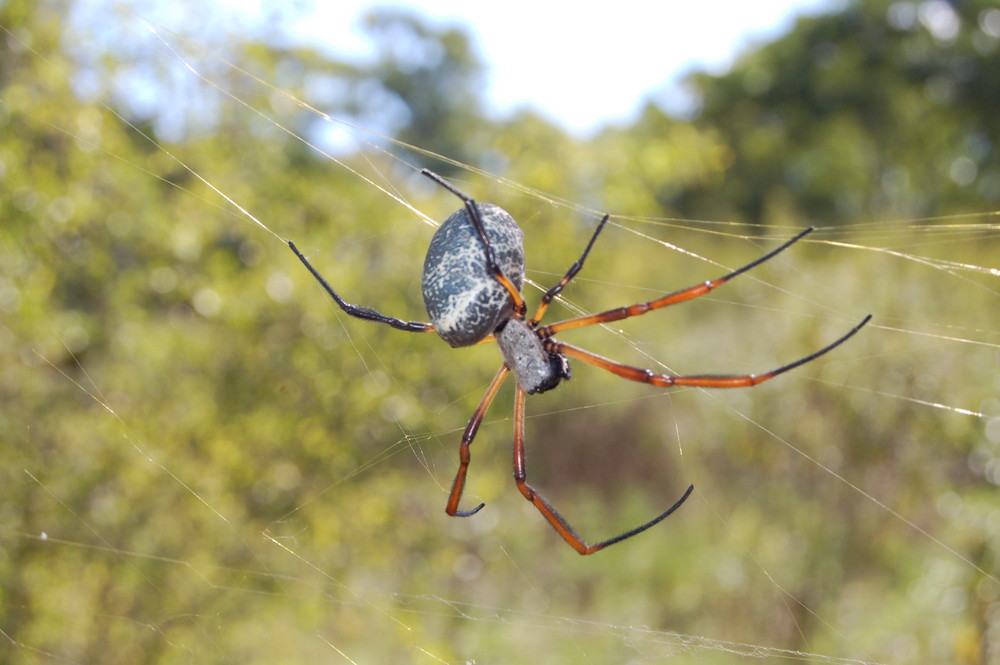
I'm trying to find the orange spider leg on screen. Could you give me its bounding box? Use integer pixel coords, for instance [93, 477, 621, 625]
[538, 226, 815, 337]
[546, 313, 871, 389]
[446, 364, 511, 517]
[493, 272, 526, 315]
[511, 383, 695, 555]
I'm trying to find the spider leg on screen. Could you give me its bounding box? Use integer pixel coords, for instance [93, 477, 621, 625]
[529, 214, 610, 326]
[421, 169, 526, 317]
[512, 384, 695, 555]
[289, 241, 435, 333]
[538, 226, 815, 337]
[446, 365, 511, 517]
[546, 313, 871, 389]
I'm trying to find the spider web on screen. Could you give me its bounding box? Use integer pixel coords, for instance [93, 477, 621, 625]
[3, 4, 999, 664]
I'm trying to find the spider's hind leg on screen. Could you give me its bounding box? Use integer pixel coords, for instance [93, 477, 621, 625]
[529, 213, 611, 326]
[289, 241, 435, 333]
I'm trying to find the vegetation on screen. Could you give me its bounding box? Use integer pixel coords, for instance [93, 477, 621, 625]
[2, 0, 998, 663]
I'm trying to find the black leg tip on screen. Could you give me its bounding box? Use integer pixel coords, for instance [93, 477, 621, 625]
[452, 502, 486, 517]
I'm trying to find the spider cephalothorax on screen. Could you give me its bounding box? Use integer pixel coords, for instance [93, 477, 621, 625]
[495, 317, 571, 394]
[289, 169, 871, 555]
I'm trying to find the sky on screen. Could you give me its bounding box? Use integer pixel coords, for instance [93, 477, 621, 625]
[285, 0, 842, 134]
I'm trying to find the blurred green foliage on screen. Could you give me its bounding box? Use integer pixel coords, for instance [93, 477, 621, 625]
[2, 0, 999, 663]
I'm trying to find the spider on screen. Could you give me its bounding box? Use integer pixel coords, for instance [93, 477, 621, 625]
[289, 169, 871, 555]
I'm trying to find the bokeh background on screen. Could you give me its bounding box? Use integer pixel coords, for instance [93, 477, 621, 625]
[2, 1, 999, 663]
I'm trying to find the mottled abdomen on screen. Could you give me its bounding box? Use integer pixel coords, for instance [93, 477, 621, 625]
[422, 203, 525, 347]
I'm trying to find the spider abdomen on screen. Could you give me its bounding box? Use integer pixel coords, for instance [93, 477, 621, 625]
[422, 203, 525, 347]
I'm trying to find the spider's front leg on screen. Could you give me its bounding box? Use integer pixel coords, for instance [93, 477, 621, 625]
[446, 365, 511, 517]
[511, 384, 694, 555]
[546, 313, 872, 389]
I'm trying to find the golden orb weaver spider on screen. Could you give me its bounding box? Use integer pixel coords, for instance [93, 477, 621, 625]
[289, 169, 871, 555]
